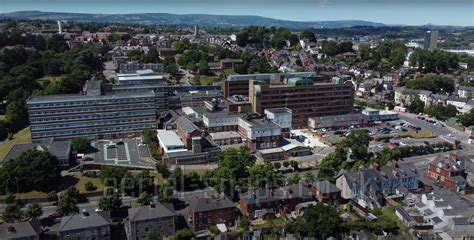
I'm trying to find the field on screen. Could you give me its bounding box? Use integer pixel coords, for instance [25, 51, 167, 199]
[0, 127, 32, 161]
[71, 172, 105, 194]
[199, 75, 220, 85]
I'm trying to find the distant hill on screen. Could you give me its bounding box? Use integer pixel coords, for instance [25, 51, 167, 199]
[0, 11, 386, 29]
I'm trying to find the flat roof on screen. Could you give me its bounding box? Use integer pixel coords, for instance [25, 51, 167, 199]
[264, 108, 292, 114]
[118, 75, 164, 81]
[209, 131, 241, 140]
[27, 91, 155, 104]
[156, 130, 185, 147]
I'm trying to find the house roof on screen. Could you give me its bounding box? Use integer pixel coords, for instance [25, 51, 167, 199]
[189, 196, 234, 213]
[59, 211, 110, 232]
[241, 189, 279, 205]
[273, 183, 313, 199]
[314, 180, 340, 194]
[176, 116, 201, 134]
[3, 140, 71, 162]
[0, 218, 41, 239]
[128, 204, 176, 222]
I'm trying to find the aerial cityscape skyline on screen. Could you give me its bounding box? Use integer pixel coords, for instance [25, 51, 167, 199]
[0, 0, 473, 26]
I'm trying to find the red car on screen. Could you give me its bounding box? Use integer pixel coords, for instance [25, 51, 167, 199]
[48, 212, 63, 219]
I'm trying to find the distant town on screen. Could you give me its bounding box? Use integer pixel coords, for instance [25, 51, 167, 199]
[0, 17, 473, 240]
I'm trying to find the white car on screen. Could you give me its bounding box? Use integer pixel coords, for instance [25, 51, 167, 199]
[377, 144, 384, 148]
[400, 142, 407, 146]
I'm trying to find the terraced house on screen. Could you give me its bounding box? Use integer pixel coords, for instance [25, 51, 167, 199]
[27, 79, 156, 141]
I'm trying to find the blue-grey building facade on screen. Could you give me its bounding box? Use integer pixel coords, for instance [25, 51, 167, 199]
[27, 80, 157, 142]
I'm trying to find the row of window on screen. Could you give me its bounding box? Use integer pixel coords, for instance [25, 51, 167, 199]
[28, 97, 155, 108]
[31, 118, 155, 131]
[29, 105, 155, 116]
[30, 112, 155, 123]
[32, 124, 155, 138]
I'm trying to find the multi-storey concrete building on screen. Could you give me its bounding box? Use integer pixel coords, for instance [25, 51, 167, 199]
[27, 80, 156, 141]
[250, 77, 354, 128]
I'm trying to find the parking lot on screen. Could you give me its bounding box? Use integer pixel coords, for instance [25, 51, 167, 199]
[90, 138, 155, 168]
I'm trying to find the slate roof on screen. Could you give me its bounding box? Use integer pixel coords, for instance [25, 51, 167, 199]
[176, 116, 201, 134]
[273, 183, 313, 200]
[314, 180, 340, 194]
[0, 218, 41, 239]
[59, 211, 110, 232]
[189, 196, 234, 213]
[128, 204, 176, 222]
[3, 140, 71, 162]
[241, 188, 279, 205]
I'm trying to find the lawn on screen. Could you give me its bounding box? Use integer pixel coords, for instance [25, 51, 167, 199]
[71, 172, 105, 194]
[383, 206, 411, 239]
[253, 217, 286, 228]
[37, 75, 62, 84]
[0, 115, 5, 120]
[0, 191, 49, 200]
[0, 127, 32, 161]
[224, 68, 236, 76]
[375, 129, 434, 140]
[199, 75, 220, 85]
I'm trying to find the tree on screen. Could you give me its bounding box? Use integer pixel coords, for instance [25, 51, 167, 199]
[300, 30, 316, 43]
[85, 181, 97, 192]
[240, 216, 250, 230]
[57, 187, 79, 216]
[405, 75, 455, 94]
[424, 104, 457, 120]
[158, 182, 174, 202]
[198, 60, 209, 75]
[1, 204, 23, 222]
[212, 147, 256, 195]
[408, 96, 425, 114]
[376, 147, 399, 167]
[459, 109, 474, 127]
[71, 136, 90, 153]
[287, 203, 342, 239]
[249, 163, 283, 188]
[4, 193, 15, 204]
[304, 172, 314, 184]
[98, 190, 122, 211]
[25, 203, 43, 219]
[283, 161, 290, 168]
[338, 41, 353, 53]
[0, 149, 61, 194]
[142, 129, 157, 144]
[176, 228, 194, 240]
[137, 192, 153, 206]
[290, 160, 299, 170]
[156, 161, 171, 178]
[273, 162, 282, 169]
[46, 34, 69, 53]
[288, 172, 301, 184]
[321, 40, 340, 56]
[209, 225, 220, 235]
[100, 166, 127, 187]
[165, 63, 178, 76]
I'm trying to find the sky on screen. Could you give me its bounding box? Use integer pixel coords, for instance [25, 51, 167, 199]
[0, 0, 473, 26]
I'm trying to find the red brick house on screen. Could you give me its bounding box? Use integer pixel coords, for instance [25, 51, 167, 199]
[239, 189, 280, 220]
[427, 152, 466, 192]
[187, 196, 235, 232]
[176, 116, 202, 150]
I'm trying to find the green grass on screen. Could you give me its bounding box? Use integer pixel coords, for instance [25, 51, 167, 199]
[0, 127, 32, 161]
[375, 129, 434, 140]
[383, 206, 411, 239]
[37, 75, 62, 84]
[0, 191, 48, 200]
[253, 217, 286, 228]
[71, 172, 105, 194]
[199, 75, 220, 85]
[224, 68, 236, 76]
[0, 115, 5, 121]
